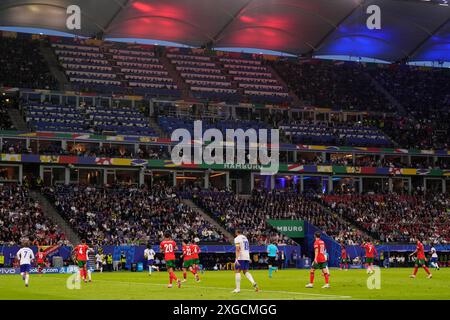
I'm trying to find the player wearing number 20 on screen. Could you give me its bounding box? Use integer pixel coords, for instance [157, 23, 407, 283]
[232, 229, 259, 293]
[160, 231, 181, 288]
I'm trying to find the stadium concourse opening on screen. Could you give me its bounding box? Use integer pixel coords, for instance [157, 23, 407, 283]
[0, 0, 449, 306]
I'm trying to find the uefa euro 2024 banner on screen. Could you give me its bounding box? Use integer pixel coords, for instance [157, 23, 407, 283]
[266, 220, 304, 238]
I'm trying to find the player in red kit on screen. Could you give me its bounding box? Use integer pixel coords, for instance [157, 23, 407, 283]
[362, 240, 377, 274]
[190, 240, 201, 274]
[409, 238, 432, 279]
[306, 232, 330, 288]
[36, 248, 46, 274]
[73, 239, 89, 283]
[181, 240, 200, 283]
[160, 232, 181, 288]
[340, 242, 349, 271]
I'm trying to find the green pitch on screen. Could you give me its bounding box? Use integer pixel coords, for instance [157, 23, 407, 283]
[0, 268, 449, 300]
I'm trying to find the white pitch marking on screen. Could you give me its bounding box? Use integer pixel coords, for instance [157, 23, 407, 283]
[93, 279, 352, 299]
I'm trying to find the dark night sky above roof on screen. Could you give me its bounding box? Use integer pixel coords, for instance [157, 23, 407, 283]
[0, 0, 450, 62]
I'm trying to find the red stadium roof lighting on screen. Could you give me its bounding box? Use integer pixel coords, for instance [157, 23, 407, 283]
[1, 0, 450, 62]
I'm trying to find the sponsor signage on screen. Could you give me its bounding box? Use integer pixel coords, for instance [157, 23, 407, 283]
[266, 220, 304, 237]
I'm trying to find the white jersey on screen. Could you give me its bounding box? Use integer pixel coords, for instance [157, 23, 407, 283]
[16, 247, 34, 265]
[96, 253, 104, 263]
[431, 247, 438, 258]
[234, 234, 250, 261]
[144, 248, 155, 260]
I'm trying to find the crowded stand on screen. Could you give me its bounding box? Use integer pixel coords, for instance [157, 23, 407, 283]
[44, 185, 227, 245]
[321, 193, 450, 244]
[273, 59, 393, 112]
[381, 115, 449, 150]
[0, 37, 57, 90]
[0, 98, 14, 130]
[370, 65, 449, 149]
[0, 184, 64, 245]
[190, 190, 365, 245]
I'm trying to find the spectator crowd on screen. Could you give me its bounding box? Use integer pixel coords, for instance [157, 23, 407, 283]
[322, 193, 450, 244]
[44, 184, 227, 245]
[0, 184, 65, 245]
[0, 37, 57, 90]
[191, 189, 365, 245]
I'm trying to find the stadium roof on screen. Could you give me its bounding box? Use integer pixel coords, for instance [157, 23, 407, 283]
[1, 0, 450, 62]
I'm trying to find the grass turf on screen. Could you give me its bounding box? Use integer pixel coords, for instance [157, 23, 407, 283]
[0, 268, 449, 300]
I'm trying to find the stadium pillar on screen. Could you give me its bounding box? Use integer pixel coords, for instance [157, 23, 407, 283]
[225, 172, 230, 189]
[139, 169, 144, 187]
[299, 175, 304, 193]
[293, 151, 297, 162]
[204, 172, 210, 189]
[270, 175, 275, 190]
[328, 176, 333, 194]
[358, 178, 363, 194]
[250, 172, 255, 190]
[388, 178, 393, 192]
[443, 179, 446, 193]
[39, 166, 44, 180]
[407, 177, 412, 195]
[173, 172, 177, 187]
[18, 165, 23, 185]
[103, 169, 108, 185]
[64, 167, 70, 185]
[149, 100, 154, 116]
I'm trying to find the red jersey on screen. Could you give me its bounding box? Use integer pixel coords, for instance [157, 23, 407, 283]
[341, 247, 347, 259]
[74, 244, 89, 261]
[363, 243, 377, 258]
[36, 252, 46, 263]
[416, 241, 426, 259]
[190, 244, 200, 259]
[160, 240, 176, 261]
[314, 239, 327, 263]
[182, 245, 192, 261]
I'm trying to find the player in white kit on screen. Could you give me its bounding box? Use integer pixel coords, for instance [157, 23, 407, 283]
[232, 229, 259, 293]
[16, 241, 35, 287]
[144, 244, 159, 275]
[430, 246, 440, 270]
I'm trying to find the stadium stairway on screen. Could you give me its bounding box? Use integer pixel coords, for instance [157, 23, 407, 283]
[29, 190, 81, 245]
[159, 54, 192, 100]
[39, 41, 72, 91]
[314, 200, 376, 242]
[267, 64, 302, 106]
[182, 199, 234, 242]
[7, 108, 28, 131]
[364, 71, 407, 116]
